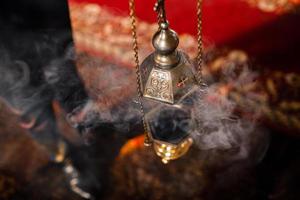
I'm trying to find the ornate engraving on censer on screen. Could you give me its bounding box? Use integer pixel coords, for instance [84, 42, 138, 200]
[144, 69, 173, 103]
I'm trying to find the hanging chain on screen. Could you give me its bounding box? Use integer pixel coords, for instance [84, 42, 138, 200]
[129, 0, 152, 146]
[154, 0, 167, 24]
[129, 0, 203, 145]
[196, 0, 204, 86]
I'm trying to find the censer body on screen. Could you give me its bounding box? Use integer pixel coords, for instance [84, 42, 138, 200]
[129, 0, 204, 163]
[140, 22, 199, 163]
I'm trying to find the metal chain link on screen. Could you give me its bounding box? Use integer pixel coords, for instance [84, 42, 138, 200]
[129, 0, 203, 145]
[129, 0, 152, 146]
[196, 0, 204, 85]
[154, 0, 167, 24]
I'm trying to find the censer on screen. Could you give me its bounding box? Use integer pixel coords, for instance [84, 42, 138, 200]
[129, 0, 205, 163]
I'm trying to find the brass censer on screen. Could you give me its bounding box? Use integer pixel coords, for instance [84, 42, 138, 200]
[129, 0, 205, 163]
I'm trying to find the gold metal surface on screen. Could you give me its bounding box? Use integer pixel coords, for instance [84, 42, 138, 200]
[153, 138, 193, 164]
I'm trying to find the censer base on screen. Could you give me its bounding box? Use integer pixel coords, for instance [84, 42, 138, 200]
[153, 138, 193, 164]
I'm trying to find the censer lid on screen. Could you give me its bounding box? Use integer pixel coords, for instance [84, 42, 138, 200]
[152, 22, 180, 68]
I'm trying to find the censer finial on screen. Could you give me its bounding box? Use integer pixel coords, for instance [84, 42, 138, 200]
[152, 0, 180, 68]
[152, 22, 180, 68]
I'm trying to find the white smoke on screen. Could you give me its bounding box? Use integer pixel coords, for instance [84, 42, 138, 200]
[67, 50, 269, 164]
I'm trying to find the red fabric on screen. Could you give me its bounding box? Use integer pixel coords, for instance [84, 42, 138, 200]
[70, 0, 300, 71]
[70, 0, 277, 45]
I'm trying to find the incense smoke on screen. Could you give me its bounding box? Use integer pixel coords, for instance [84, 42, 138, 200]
[0, 44, 97, 199]
[67, 50, 269, 165]
[0, 41, 269, 198]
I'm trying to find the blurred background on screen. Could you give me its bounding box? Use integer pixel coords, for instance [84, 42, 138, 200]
[0, 0, 299, 199]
